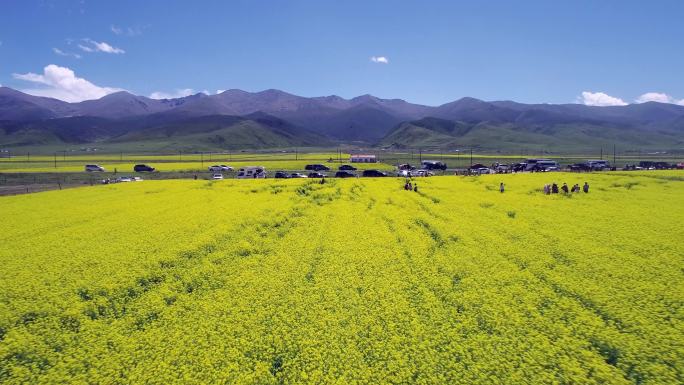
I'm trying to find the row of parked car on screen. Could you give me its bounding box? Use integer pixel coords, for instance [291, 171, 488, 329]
[469, 159, 600, 174]
[85, 158, 683, 177]
[101, 176, 143, 184]
[86, 164, 155, 172]
[273, 169, 389, 179]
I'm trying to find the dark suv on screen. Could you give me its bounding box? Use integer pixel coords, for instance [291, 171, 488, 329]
[305, 164, 330, 171]
[338, 164, 357, 171]
[362, 169, 387, 177]
[274, 171, 289, 179]
[308, 172, 327, 178]
[134, 164, 155, 172]
[335, 171, 355, 178]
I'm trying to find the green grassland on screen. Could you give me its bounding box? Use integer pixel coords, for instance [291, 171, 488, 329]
[1, 172, 682, 384]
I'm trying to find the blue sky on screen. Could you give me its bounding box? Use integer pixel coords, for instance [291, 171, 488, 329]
[0, 0, 682, 106]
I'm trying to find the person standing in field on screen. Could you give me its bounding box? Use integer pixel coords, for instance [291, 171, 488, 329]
[561, 183, 569, 194]
[500, 182, 505, 193]
[583, 182, 590, 193]
[413, 183, 418, 192]
[552, 183, 559, 194]
[543, 184, 550, 195]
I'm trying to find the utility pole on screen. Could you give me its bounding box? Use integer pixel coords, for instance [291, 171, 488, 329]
[201, 152, 204, 167]
[600, 147, 603, 160]
[179, 150, 182, 161]
[613, 144, 616, 166]
[419, 148, 423, 163]
[120, 152, 123, 161]
[54, 152, 57, 169]
[470, 148, 473, 167]
[27, 152, 30, 162]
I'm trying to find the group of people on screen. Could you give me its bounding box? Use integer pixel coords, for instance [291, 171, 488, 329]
[543, 182, 589, 195]
[404, 180, 419, 192]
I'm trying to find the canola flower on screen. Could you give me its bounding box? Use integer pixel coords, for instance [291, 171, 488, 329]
[0, 171, 682, 384]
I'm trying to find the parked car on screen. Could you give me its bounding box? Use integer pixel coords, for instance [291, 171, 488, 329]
[397, 170, 412, 177]
[568, 163, 592, 172]
[274, 171, 290, 179]
[524, 159, 552, 171]
[131, 176, 143, 182]
[491, 163, 510, 173]
[290, 172, 308, 178]
[474, 167, 491, 175]
[529, 160, 560, 172]
[638, 161, 656, 170]
[338, 164, 357, 171]
[208, 165, 232, 172]
[335, 171, 356, 178]
[236, 166, 266, 179]
[414, 169, 435, 177]
[85, 164, 105, 172]
[587, 160, 610, 170]
[134, 164, 155, 172]
[511, 163, 527, 172]
[211, 174, 224, 180]
[308, 172, 327, 178]
[305, 164, 330, 171]
[362, 169, 387, 177]
[654, 161, 673, 170]
[422, 160, 447, 170]
[117, 176, 133, 182]
[397, 163, 415, 171]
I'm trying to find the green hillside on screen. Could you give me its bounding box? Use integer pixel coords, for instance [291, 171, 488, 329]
[381, 118, 684, 151]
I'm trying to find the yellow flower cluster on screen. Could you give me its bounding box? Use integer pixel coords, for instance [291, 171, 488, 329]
[0, 171, 682, 384]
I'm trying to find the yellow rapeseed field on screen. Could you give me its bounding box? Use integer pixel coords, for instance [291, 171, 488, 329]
[0, 171, 682, 384]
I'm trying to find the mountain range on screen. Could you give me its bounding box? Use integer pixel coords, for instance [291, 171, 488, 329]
[1, 86, 683, 151]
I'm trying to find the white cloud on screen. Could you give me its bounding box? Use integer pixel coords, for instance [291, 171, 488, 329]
[12, 64, 123, 102]
[370, 56, 389, 64]
[635, 92, 684, 106]
[77, 44, 94, 52]
[149, 88, 195, 99]
[78, 39, 125, 54]
[53, 47, 82, 59]
[579, 91, 627, 106]
[111, 25, 144, 36]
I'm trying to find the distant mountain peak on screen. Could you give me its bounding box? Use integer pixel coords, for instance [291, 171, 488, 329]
[98, 91, 138, 100]
[351, 94, 379, 102]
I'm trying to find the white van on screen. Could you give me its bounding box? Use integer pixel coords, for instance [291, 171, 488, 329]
[236, 166, 266, 179]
